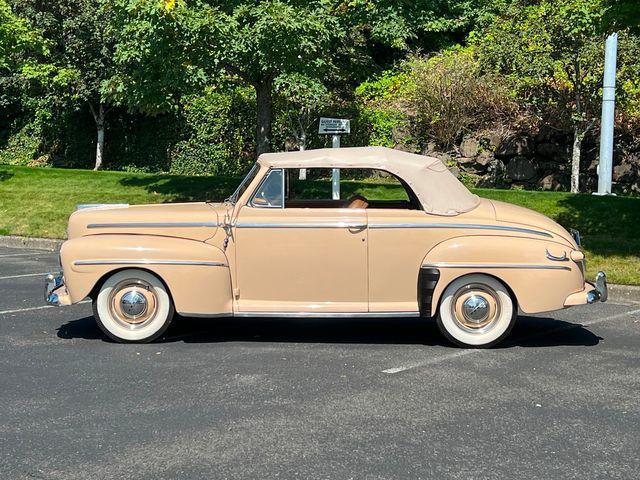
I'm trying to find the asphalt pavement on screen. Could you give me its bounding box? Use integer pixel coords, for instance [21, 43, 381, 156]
[0, 246, 639, 479]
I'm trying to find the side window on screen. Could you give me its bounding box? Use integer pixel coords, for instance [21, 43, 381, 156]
[250, 169, 284, 208]
[285, 168, 418, 209]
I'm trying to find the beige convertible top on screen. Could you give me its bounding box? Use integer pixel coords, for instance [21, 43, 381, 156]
[259, 146, 480, 216]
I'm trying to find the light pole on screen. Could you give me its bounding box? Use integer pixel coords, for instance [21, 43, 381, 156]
[595, 32, 618, 196]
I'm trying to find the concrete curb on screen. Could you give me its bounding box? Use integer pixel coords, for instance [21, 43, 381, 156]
[608, 284, 640, 305]
[0, 235, 63, 252]
[1, 235, 639, 305]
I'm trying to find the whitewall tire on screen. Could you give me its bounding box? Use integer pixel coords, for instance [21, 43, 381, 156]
[437, 274, 516, 348]
[93, 269, 174, 343]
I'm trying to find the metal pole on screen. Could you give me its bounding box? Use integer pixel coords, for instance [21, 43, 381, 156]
[332, 134, 340, 200]
[596, 32, 618, 195]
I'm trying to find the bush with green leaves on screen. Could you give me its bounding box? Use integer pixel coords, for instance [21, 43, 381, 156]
[169, 86, 255, 176]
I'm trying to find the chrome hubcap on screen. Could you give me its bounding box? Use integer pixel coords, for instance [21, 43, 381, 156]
[120, 291, 148, 318]
[108, 279, 158, 328]
[461, 295, 489, 324]
[451, 284, 500, 333]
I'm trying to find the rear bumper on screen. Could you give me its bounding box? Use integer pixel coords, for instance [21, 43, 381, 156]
[45, 272, 71, 306]
[564, 271, 608, 307]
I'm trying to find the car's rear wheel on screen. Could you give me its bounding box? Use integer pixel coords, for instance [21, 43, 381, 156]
[437, 274, 516, 348]
[93, 269, 174, 343]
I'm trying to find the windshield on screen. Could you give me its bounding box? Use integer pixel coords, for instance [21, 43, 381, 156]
[225, 163, 260, 205]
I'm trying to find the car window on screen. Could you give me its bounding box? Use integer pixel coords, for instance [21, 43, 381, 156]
[251, 169, 284, 208]
[285, 168, 418, 209]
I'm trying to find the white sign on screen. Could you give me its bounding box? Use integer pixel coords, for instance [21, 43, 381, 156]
[318, 117, 350, 135]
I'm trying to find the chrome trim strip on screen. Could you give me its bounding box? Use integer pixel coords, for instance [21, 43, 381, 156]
[422, 263, 571, 271]
[369, 223, 553, 237]
[545, 248, 568, 261]
[76, 203, 129, 210]
[178, 312, 230, 318]
[87, 222, 218, 229]
[233, 311, 421, 318]
[236, 222, 367, 229]
[73, 260, 227, 267]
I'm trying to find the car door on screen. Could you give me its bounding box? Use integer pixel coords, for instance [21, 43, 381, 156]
[234, 168, 368, 314]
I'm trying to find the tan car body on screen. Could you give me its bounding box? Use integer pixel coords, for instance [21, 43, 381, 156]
[53, 147, 600, 319]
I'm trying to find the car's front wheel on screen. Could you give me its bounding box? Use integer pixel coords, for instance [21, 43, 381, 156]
[437, 274, 516, 348]
[93, 269, 174, 343]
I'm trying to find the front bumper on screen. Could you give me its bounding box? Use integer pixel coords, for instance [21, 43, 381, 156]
[45, 272, 71, 306]
[564, 271, 608, 307]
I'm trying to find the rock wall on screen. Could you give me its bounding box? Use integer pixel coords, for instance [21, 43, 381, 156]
[403, 129, 640, 194]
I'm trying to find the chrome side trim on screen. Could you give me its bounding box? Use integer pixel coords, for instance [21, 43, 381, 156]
[87, 222, 218, 229]
[76, 203, 129, 210]
[422, 263, 571, 271]
[73, 260, 227, 267]
[236, 222, 367, 229]
[233, 311, 421, 318]
[369, 223, 553, 237]
[178, 312, 231, 318]
[545, 248, 568, 261]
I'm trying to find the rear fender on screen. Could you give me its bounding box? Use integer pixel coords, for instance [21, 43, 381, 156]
[60, 234, 232, 316]
[421, 235, 585, 315]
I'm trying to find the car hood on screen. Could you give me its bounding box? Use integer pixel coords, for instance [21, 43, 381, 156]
[67, 202, 225, 241]
[490, 200, 576, 247]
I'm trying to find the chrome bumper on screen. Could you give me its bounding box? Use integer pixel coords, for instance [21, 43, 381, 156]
[587, 271, 608, 304]
[45, 272, 69, 306]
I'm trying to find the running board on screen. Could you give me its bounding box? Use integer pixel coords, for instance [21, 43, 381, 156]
[179, 311, 421, 319]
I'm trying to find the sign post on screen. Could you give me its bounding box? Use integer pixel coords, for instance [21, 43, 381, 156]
[319, 117, 350, 200]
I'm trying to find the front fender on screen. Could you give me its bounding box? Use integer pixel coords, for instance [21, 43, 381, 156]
[60, 234, 233, 316]
[422, 235, 585, 315]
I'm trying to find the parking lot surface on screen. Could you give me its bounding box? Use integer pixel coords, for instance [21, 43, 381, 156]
[1, 246, 639, 479]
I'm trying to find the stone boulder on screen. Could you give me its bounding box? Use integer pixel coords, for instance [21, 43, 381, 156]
[506, 157, 537, 181]
[496, 135, 534, 158]
[459, 137, 480, 158]
[539, 173, 562, 191]
[537, 142, 566, 161]
[613, 162, 635, 182]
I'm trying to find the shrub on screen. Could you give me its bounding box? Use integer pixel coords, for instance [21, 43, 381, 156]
[403, 49, 520, 148]
[169, 86, 255, 176]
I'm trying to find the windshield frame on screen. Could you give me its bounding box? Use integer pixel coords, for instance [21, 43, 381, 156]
[225, 163, 260, 205]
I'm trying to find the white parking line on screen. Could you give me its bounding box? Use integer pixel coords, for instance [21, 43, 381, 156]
[0, 300, 91, 316]
[382, 308, 640, 374]
[0, 253, 46, 258]
[0, 273, 48, 280]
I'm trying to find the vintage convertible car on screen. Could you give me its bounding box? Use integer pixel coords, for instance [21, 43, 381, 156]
[45, 146, 607, 347]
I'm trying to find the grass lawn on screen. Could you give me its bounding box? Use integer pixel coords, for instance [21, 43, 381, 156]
[1, 164, 639, 285]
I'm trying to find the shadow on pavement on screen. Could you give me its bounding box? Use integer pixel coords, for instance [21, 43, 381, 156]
[57, 314, 602, 348]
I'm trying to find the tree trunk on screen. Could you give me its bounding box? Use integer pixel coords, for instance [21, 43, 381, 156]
[255, 78, 273, 157]
[93, 103, 106, 171]
[570, 125, 586, 193]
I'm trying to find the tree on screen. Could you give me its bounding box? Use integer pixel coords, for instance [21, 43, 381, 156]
[107, 0, 480, 157]
[108, 0, 342, 156]
[10, 0, 117, 169]
[0, 0, 47, 124]
[475, 0, 609, 193]
[275, 73, 330, 152]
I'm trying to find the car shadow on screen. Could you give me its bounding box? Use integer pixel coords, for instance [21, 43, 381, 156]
[57, 314, 602, 348]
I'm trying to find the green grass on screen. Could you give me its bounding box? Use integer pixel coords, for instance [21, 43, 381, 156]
[1, 164, 639, 285]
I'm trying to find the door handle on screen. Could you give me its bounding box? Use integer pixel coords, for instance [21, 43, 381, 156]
[347, 224, 367, 232]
